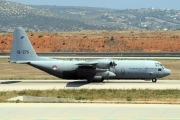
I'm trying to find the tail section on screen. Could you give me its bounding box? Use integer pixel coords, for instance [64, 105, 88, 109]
[10, 27, 39, 63]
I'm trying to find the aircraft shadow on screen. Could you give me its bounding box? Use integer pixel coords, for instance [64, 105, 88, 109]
[104, 81, 153, 83]
[66, 80, 157, 88]
[66, 80, 89, 87]
[0, 81, 21, 84]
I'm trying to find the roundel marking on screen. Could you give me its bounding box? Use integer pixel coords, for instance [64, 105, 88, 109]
[52, 65, 58, 70]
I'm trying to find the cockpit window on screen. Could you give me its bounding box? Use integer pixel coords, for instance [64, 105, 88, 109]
[155, 63, 164, 69]
[155, 63, 160, 67]
[160, 64, 164, 69]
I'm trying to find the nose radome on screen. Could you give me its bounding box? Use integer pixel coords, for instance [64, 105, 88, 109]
[164, 69, 171, 76]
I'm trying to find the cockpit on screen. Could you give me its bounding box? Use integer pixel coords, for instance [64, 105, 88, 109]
[155, 62, 166, 72]
[155, 63, 164, 68]
[155, 62, 171, 77]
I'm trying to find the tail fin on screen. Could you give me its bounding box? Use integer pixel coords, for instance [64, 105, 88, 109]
[10, 27, 39, 63]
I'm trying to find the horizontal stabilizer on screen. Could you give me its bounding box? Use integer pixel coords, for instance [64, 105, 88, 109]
[15, 61, 30, 64]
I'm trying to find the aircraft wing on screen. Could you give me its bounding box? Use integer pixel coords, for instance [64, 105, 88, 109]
[75, 61, 97, 68]
[75, 59, 117, 69]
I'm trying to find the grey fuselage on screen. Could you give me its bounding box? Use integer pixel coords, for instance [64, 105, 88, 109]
[30, 59, 170, 80]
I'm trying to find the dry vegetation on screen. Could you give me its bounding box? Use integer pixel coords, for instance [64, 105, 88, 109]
[0, 30, 180, 52]
[0, 58, 57, 80]
[160, 59, 180, 80]
[0, 58, 179, 80]
[0, 89, 180, 104]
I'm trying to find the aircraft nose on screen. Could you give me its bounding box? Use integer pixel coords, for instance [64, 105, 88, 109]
[164, 69, 171, 76]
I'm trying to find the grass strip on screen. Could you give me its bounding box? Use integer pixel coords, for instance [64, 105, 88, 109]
[1, 89, 180, 103]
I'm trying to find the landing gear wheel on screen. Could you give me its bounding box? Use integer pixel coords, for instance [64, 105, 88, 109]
[152, 78, 157, 83]
[100, 79, 104, 82]
[87, 79, 92, 83]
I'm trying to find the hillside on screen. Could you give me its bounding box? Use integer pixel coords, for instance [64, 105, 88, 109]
[0, 0, 180, 32]
[0, 0, 95, 32]
[0, 30, 180, 52]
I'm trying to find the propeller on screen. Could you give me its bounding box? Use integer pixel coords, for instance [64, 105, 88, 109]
[110, 60, 117, 67]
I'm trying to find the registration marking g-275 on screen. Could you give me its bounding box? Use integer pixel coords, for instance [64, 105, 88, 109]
[17, 50, 29, 54]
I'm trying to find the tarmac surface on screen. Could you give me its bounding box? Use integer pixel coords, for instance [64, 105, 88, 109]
[0, 103, 180, 120]
[1, 52, 180, 57]
[0, 80, 179, 91]
[1, 81, 180, 120]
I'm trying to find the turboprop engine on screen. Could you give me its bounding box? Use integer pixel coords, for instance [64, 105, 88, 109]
[96, 59, 117, 69]
[87, 71, 116, 82]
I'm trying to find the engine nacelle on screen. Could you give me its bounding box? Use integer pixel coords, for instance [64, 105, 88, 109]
[96, 60, 116, 69]
[87, 71, 116, 82]
[87, 76, 103, 82]
[96, 62, 109, 69]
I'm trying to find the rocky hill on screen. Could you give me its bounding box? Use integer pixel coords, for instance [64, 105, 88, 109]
[0, 0, 96, 32]
[0, 0, 180, 32]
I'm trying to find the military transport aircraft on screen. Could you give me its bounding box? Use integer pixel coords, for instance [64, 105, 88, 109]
[10, 27, 171, 83]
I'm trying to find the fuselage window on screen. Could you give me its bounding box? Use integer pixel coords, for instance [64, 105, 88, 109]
[158, 68, 162, 71]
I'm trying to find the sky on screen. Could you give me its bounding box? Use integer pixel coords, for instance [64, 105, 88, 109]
[7, 0, 180, 10]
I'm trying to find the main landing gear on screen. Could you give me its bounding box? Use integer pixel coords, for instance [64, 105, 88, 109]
[152, 78, 157, 83]
[87, 78, 104, 83]
[87, 79, 92, 83]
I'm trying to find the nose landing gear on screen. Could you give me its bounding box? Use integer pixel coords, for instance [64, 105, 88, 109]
[152, 78, 157, 82]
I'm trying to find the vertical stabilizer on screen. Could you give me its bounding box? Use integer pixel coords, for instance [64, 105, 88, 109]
[10, 27, 38, 63]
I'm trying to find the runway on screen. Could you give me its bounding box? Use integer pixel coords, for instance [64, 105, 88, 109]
[1, 52, 180, 57]
[0, 80, 179, 91]
[0, 103, 180, 120]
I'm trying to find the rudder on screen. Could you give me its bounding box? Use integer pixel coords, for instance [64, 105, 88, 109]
[10, 27, 38, 63]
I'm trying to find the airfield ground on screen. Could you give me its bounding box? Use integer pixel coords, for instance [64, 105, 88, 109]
[0, 88, 180, 104]
[1, 103, 180, 120]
